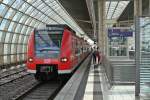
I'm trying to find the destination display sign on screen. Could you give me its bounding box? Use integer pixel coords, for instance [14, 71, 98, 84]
[47, 27, 64, 31]
[108, 28, 133, 37]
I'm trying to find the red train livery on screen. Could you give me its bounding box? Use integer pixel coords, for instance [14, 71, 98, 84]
[26, 24, 89, 80]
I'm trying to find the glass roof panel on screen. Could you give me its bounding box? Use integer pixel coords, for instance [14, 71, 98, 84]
[32, 0, 42, 7]
[25, 6, 34, 15]
[37, 3, 45, 10]
[12, 0, 24, 9]
[1, 0, 89, 39]
[0, 19, 8, 30]
[19, 2, 30, 12]
[106, 1, 130, 20]
[3, 0, 10, 4]
[41, 6, 49, 12]
[4, 8, 14, 19]
[26, 0, 36, 4]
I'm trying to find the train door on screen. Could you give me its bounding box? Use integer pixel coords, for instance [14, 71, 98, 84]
[72, 37, 78, 67]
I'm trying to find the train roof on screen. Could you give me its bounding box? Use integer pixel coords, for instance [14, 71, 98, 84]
[47, 24, 76, 33]
[46, 24, 70, 29]
[35, 24, 75, 33]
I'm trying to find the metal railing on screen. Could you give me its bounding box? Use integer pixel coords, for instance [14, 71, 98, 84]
[101, 55, 113, 86]
[101, 54, 136, 86]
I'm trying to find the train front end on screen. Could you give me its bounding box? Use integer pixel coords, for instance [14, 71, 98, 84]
[27, 26, 65, 80]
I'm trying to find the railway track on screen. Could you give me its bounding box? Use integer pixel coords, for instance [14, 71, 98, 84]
[0, 66, 25, 79]
[0, 74, 37, 100]
[13, 79, 65, 100]
[0, 69, 29, 86]
[0, 67, 69, 100]
[0, 73, 68, 100]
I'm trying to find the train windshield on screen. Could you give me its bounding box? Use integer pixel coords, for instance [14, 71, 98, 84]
[35, 30, 63, 58]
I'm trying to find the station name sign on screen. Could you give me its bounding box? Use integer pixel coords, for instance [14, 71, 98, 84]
[108, 28, 133, 37]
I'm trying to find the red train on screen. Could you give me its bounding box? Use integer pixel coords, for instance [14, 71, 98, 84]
[26, 24, 90, 80]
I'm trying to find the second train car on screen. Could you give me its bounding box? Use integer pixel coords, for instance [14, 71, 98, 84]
[26, 24, 89, 80]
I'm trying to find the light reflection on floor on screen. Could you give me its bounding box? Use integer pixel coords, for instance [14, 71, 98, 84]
[107, 85, 137, 100]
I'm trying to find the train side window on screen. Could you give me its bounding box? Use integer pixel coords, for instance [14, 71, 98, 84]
[72, 37, 75, 49]
[83, 47, 85, 52]
[75, 39, 78, 55]
[75, 43, 80, 56]
[82, 46, 84, 53]
[78, 47, 81, 55]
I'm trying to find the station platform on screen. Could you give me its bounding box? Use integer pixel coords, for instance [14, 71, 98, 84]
[83, 64, 136, 100]
[55, 55, 146, 100]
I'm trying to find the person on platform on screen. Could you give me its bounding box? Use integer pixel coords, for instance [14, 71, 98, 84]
[96, 47, 102, 64]
[92, 48, 97, 64]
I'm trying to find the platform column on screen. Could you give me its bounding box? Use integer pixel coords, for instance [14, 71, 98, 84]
[149, 0, 150, 15]
[134, 0, 142, 96]
[98, 0, 107, 55]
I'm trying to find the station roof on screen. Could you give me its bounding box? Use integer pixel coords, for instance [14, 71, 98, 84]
[118, 0, 149, 21]
[58, 0, 131, 41]
[106, 0, 130, 20]
[58, 0, 93, 40]
[0, 0, 93, 66]
[0, 0, 136, 67]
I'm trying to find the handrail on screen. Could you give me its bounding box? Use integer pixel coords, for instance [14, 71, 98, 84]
[101, 55, 113, 87]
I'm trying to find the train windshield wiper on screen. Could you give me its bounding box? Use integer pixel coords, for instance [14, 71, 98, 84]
[39, 48, 60, 52]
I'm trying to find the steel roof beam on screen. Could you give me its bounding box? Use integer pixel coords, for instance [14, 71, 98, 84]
[110, 1, 119, 19]
[86, 0, 96, 37]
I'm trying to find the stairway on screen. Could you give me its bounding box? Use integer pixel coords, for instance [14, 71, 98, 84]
[140, 52, 150, 93]
[110, 59, 135, 84]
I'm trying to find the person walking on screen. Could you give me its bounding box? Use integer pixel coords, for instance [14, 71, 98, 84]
[97, 51, 102, 64]
[96, 47, 102, 64]
[92, 49, 97, 64]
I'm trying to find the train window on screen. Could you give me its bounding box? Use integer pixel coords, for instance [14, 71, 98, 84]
[35, 30, 63, 58]
[75, 48, 78, 55]
[81, 47, 83, 53]
[75, 46, 81, 56]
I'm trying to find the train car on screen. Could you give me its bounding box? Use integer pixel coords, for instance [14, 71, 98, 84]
[26, 24, 89, 80]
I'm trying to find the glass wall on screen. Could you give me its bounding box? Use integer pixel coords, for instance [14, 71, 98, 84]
[0, 0, 86, 70]
[109, 37, 128, 56]
[140, 17, 150, 94]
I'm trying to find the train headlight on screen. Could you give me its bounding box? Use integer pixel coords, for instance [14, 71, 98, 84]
[28, 58, 33, 62]
[61, 57, 68, 62]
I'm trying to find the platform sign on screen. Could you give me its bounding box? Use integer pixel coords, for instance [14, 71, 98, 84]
[108, 28, 133, 37]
